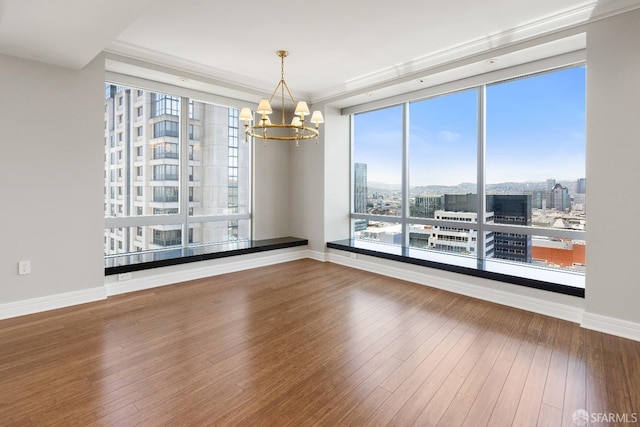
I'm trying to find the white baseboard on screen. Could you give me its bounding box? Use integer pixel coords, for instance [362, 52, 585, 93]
[0, 248, 309, 320]
[581, 312, 640, 342]
[307, 250, 328, 262]
[327, 252, 584, 324]
[106, 248, 310, 296]
[0, 287, 107, 320]
[3, 249, 639, 343]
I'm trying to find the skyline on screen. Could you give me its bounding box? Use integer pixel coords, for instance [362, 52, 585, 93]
[354, 66, 586, 186]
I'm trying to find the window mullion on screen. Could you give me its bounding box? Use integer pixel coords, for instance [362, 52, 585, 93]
[180, 97, 190, 248]
[401, 102, 410, 248]
[477, 86, 486, 264]
[349, 114, 355, 238]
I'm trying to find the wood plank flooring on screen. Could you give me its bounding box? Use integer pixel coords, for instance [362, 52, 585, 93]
[0, 259, 638, 426]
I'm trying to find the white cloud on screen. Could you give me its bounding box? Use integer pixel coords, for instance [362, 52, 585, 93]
[438, 130, 461, 142]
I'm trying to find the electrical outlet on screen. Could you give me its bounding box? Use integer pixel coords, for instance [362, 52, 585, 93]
[18, 261, 31, 275]
[118, 272, 132, 281]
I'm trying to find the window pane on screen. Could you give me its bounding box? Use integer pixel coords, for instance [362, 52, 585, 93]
[485, 66, 586, 271]
[354, 220, 402, 245]
[409, 89, 478, 219]
[486, 66, 585, 223]
[104, 84, 181, 218]
[531, 236, 585, 272]
[104, 224, 182, 256]
[104, 83, 252, 259]
[189, 102, 250, 216]
[189, 220, 250, 245]
[353, 105, 403, 216]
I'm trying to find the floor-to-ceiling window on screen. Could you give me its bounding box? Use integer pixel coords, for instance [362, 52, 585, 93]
[351, 65, 586, 290]
[104, 84, 251, 257]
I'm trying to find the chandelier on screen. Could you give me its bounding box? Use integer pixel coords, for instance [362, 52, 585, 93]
[239, 50, 324, 146]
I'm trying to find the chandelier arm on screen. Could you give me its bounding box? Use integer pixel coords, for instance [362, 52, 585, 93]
[281, 78, 286, 125]
[279, 50, 287, 124]
[281, 79, 298, 110]
[267, 80, 285, 104]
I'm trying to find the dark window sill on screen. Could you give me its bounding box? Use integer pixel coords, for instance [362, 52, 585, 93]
[105, 237, 308, 276]
[327, 239, 584, 298]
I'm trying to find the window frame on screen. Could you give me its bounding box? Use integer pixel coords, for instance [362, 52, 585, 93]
[349, 61, 586, 290]
[104, 82, 253, 256]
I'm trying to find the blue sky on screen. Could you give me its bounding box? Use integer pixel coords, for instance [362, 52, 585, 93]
[354, 66, 586, 186]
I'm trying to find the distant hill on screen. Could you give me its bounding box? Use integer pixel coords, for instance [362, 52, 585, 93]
[369, 180, 580, 196]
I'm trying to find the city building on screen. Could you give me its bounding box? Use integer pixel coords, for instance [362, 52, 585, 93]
[353, 163, 368, 213]
[549, 183, 571, 212]
[546, 178, 556, 192]
[444, 193, 478, 213]
[532, 237, 586, 269]
[104, 85, 249, 255]
[529, 190, 548, 209]
[577, 177, 586, 194]
[429, 210, 488, 255]
[410, 194, 442, 218]
[490, 195, 532, 264]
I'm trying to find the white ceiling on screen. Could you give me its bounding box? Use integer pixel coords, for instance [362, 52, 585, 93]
[1, 0, 639, 107]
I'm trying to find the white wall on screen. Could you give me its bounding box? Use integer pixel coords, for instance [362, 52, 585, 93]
[322, 107, 351, 246]
[289, 105, 350, 253]
[0, 53, 106, 307]
[584, 9, 640, 327]
[252, 139, 291, 239]
[289, 134, 321, 248]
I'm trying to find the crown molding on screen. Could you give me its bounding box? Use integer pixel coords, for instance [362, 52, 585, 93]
[313, 0, 640, 105]
[104, 41, 312, 102]
[312, 2, 600, 105]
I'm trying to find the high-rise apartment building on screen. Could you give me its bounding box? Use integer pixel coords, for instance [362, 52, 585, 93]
[529, 190, 548, 209]
[444, 193, 477, 213]
[354, 163, 368, 213]
[104, 84, 248, 255]
[411, 195, 443, 218]
[549, 183, 571, 212]
[491, 194, 532, 263]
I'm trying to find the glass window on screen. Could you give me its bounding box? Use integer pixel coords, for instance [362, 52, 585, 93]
[350, 65, 586, 287]
[188, 101, 250, 217]
[151, 94, 180, 117]
[153, 121, 179, 138]
[104, 83, 251, 256]
[152, 186, 179, 203]
[409, 89, 478, 223]
[153, 142, 179, 160]
[353, 105, 403, 217]
[485, 66, 586, 269]
[105, 224, 181, 255]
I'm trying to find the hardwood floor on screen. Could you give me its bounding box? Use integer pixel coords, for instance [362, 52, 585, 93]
[1, 259, 638, 426]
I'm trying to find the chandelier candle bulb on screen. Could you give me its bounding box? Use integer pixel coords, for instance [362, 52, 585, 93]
[239, 107, 253, 142]
[294, 101, 310, 117]
[310, 110, 324, 126]
[256, 99, 272, 115]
